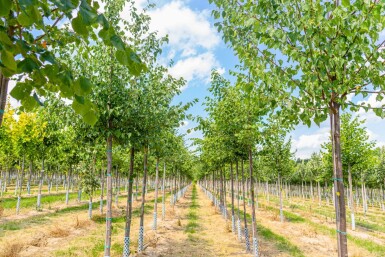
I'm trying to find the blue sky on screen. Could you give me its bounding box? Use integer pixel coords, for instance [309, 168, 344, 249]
[129, 0, 385, 159]
[8, 0, 385, 159]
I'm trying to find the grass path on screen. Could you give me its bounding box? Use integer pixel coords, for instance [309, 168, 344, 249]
[257, 198, 385, 256]
[144, 184, 290, 257]
[0, 190, 162, 257]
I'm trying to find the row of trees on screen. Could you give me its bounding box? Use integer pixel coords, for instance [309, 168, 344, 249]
[202, 1, 385, 256]
[196, 71, 385, 255]
[1, 1, 196, 256]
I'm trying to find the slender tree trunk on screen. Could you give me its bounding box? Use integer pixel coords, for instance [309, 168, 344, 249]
[310, 179, 314, 202]
[248, 148, 258, 256]
[330, 102, 348, 257]
[65, 167, 71, 205]
[0, 72, 9, 126]
[278, 172, 284, 223]
[363, 181, 368, 215]
[230, 163, 236, 234]
[123, 147, 135, 257]
[135, 169, 139, 201]
[162, 162, 166, 220]
[100, 167, 104, 214]
[236, 160, 242, 241]
[37, 157, 44, 209]
[138, 146, 148, 253]
[16, 155, 25, 215]
[241, 160, 250, 251]
[317, 181, 321, 207]
[347, 164, 355, 230]
[152, 157, 160, 230]
[104, 134, 113, 257]
[220, 169, 224, 216]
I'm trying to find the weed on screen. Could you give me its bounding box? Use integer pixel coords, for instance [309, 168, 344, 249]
[0, 242, 25, 257]
[49, 226, 70, 238]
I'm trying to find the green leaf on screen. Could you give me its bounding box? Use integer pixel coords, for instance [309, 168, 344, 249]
[115, 50, 128, 65]
[10, 82, 33, 100]
[40, 51, 56, 64]
[82, 110, 98, 126]
[74, 94, 85, 104]
[17, 11, 35, 27]
[110, 35, 125, 50]
[18, 58, 39, 73]
[96, 14, 109, 29]
[342, 0, 350, 7]
[0, 31, 12, 46]
[79, 8, 97, 26]
[72, 97, 87, 115]
[79, 0, 98, 25]
[0, 0, 12, 17]
[0, 67, 15, 77]
[79, 77, 92, 95]
[1, 50, 17, 71]
[71, 16, 89, 36]
[53, 0, 79, 12]
[245, 18, 256, 27]
[21, 95, 38, 111]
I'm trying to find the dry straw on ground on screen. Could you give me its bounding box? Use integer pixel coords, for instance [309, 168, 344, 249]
[49, 226, 70, 238]
[0, 242, 25, 257]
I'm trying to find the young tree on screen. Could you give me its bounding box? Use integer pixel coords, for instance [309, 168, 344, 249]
[0, 0, 145, 126]
[209, 2, 385, 255]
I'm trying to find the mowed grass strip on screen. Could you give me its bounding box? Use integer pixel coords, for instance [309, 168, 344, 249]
[185, 184, 199, 234]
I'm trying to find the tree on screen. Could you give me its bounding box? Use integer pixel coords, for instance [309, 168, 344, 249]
[261, 119, 294, 223]
[323, 113, 374, 229]
[0, 0, 145, 126]
[209, 1, 385, 255]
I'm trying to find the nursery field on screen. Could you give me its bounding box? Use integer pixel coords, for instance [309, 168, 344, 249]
[2, 182, 385, 257]
[2, 0, 385, 257]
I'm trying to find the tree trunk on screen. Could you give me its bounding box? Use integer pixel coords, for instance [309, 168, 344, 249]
[162, 162, 166, 220]
[100, 167, 104, 214]
[152, 157, 160, 230]
[37, 157, 44, 209]
[236, 160, 242, 241]
[0, 72, 9, 127]
[65, 167, 71, 205]
[278, 173, 284, 223]
[241, 160, 250, 252]
[103, 134, 113, 257]
[123, 147, 135, 257]
[347, 164, 355, 230]
[330, 102, 348, 257]
[248, 148, 258, 256]
[230, 163, 235, 234]
[138, 146, 148, 253]
[16, 155, 25, 215]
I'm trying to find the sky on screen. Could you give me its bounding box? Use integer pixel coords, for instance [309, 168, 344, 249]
[7, 0, 385, 159]
[128, 0, 385, 159]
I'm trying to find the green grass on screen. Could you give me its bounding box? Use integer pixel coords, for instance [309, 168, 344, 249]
[185, 184, 199, 235]
[233, 206, 305, 257]
[0, 191, 79, 209]
[0, 192, 154, 234]
[88, 240, 104, 257]
[258, 225, 305, 257]
[58, 191, 172, 257]
[261, 200, 385, 256]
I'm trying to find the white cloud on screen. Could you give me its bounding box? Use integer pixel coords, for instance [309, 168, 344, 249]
[291, 127, 330, 159]
[120, 0, 223, 89]
[356, 94, 385, 123]
[169, 52, 221, 85]
[148, 1, 220, 57]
